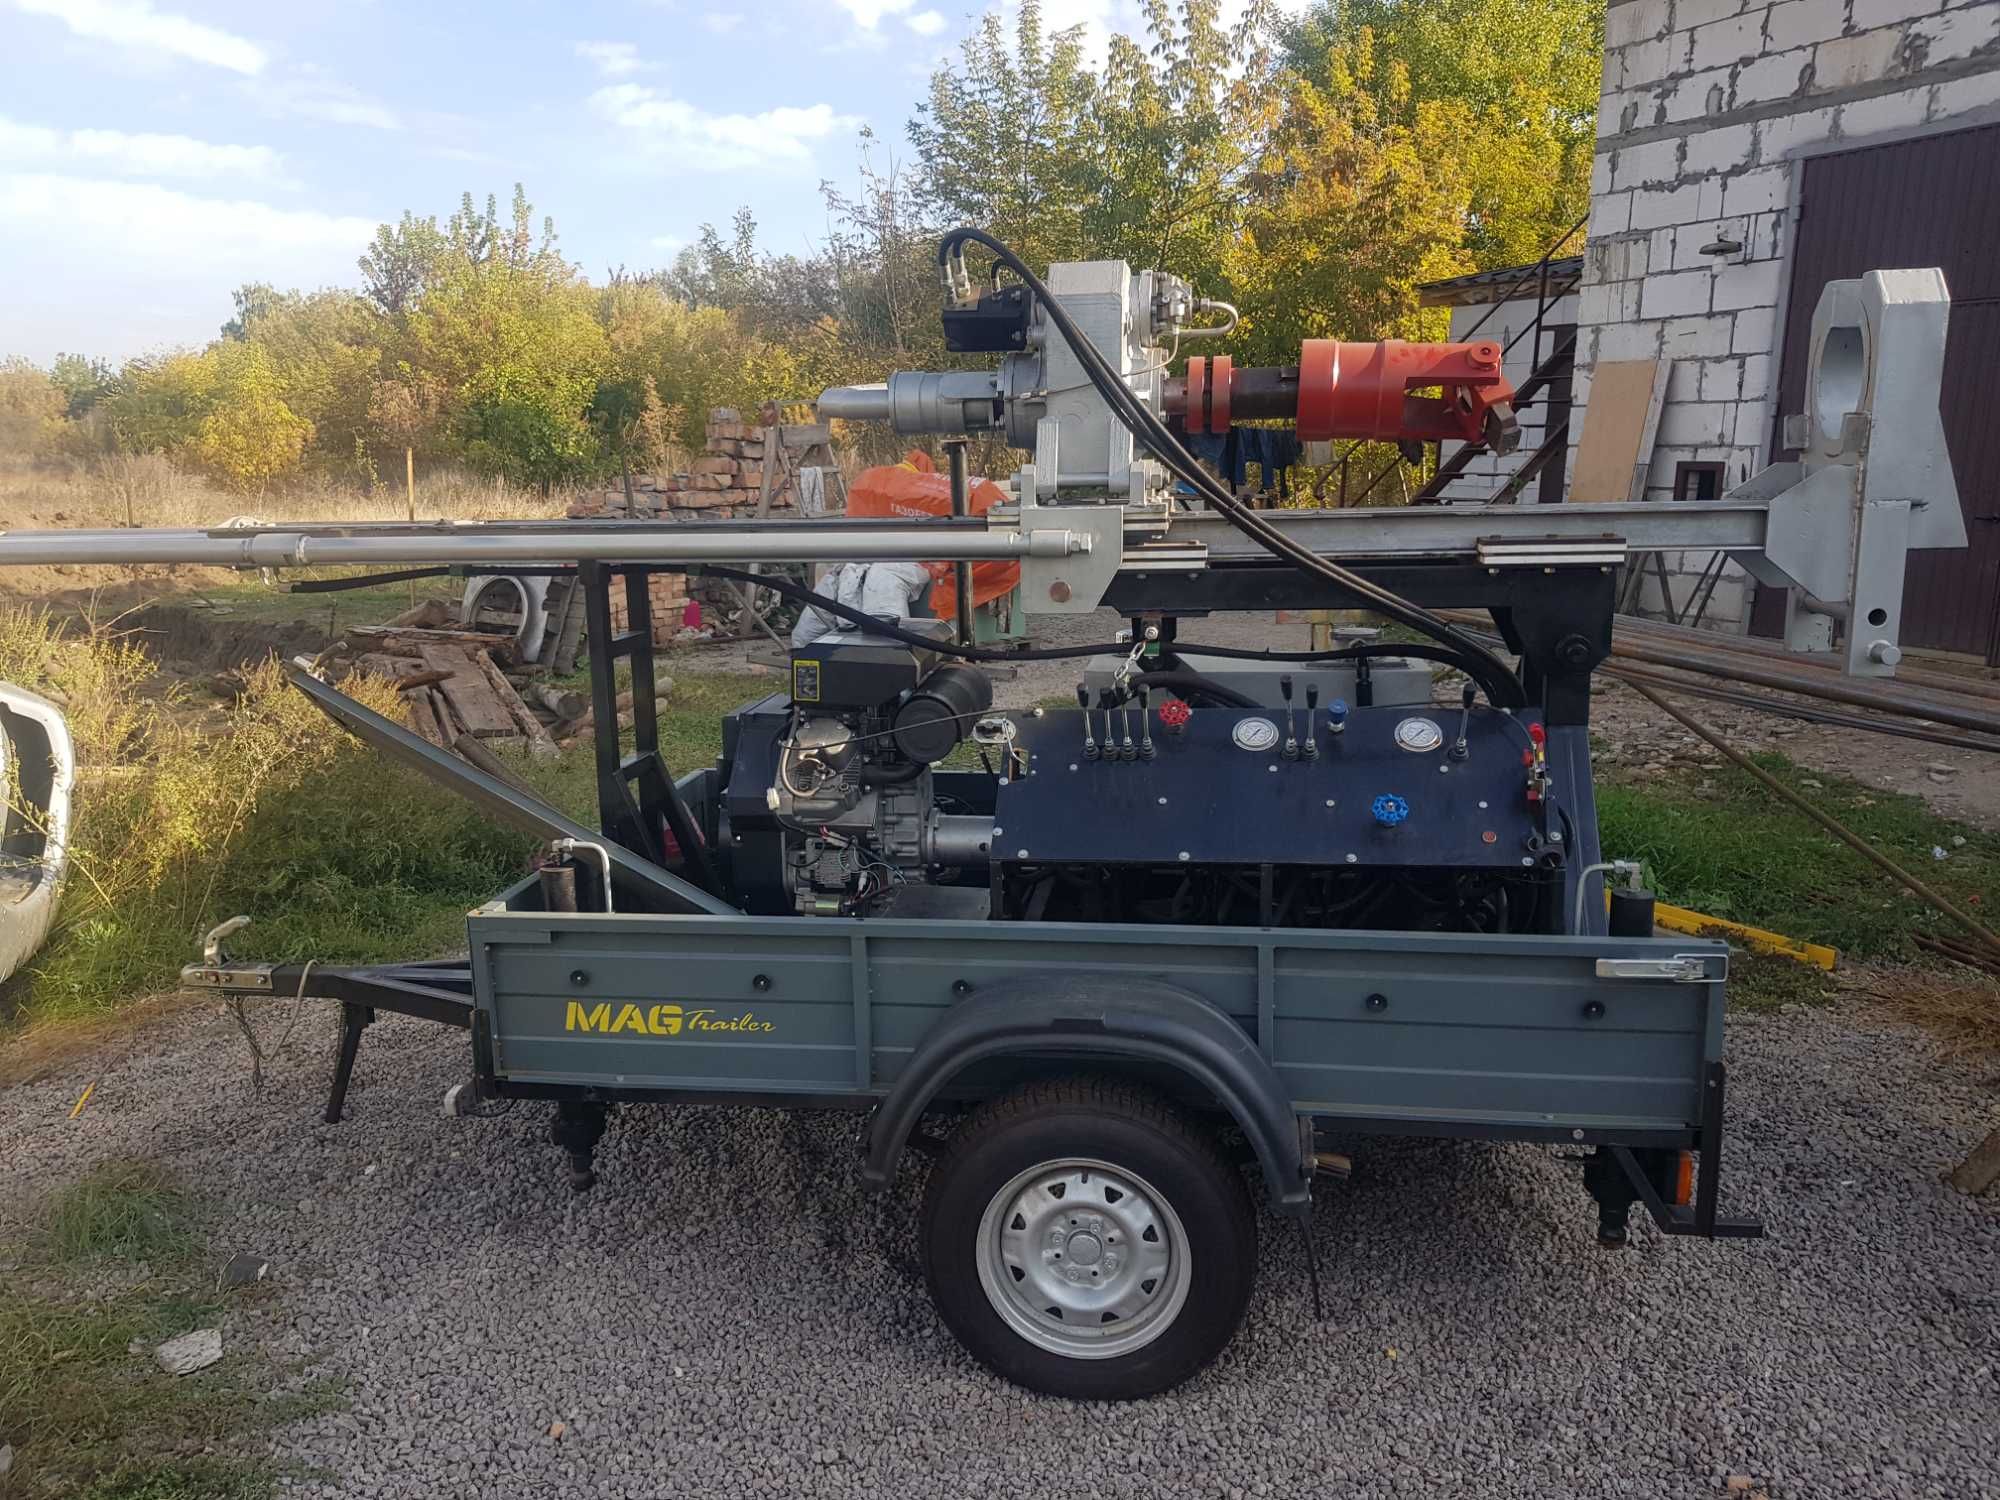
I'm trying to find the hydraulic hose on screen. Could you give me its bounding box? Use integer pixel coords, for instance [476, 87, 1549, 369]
[933, 227, 1526, 709]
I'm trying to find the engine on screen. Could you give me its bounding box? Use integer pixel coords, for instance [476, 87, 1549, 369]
[718, 625, 998, 916]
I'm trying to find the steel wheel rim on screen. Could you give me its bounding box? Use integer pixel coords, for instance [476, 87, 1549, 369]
[974, 1156, 1191, 1360]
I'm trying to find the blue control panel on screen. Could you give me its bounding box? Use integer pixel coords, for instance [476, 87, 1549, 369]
[991, 705, 1544, 869]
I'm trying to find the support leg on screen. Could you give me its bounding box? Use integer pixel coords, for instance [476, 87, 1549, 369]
[325, 1003, 372, 1125]
[551, 1100, 610, 1192]
[1583, 1147, 1641, 1248]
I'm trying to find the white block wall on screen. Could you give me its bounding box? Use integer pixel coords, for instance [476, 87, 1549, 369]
[1433, 292, 1580, 501]
[1576, 0, 2000, 629]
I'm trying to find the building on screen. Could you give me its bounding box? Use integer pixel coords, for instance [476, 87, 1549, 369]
[1581, 0, 1998, 647]
[1435, 0, 1998, 656]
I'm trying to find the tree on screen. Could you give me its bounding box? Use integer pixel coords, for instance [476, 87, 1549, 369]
[599, 278, 802, 452]
[403, 252, 610, 490]
[1224, 58, 1478, 362]
[228, 287, 385, 477]
[1278, 0, 1601, 268]
[908, 0, 1107, 270]
[48, 353, 113, 418]
[103, 352, 212, 456]
[0, 358, 68, 457]
[358, 212, 449, 317]
[909, 0, 1268, 287]
[186, 342, 313, 492]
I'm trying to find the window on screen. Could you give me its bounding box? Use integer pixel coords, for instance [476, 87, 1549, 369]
[1672, 461, 1725, 502]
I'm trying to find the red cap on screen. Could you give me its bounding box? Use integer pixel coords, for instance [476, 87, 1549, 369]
[1527, 722, 1547, 747]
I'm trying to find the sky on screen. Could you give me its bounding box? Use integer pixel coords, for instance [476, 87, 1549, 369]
[0, 0, 1183, 365]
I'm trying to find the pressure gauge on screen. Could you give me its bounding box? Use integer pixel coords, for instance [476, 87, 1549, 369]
[1394, 716, 1445, 754]
[1231, 716, 1281, 752]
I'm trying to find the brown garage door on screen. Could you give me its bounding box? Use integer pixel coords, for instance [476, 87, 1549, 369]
[1757, 121, 2000, 660]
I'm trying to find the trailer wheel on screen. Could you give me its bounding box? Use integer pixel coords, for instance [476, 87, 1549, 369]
[920, 1078, 1256, 1400]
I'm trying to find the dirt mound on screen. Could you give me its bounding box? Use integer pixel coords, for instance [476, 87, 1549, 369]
[126, 602, 329, 674]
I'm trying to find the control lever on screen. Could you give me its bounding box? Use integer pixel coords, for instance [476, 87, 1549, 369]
[1451, 681, 1475, 761]
[1077, 683, 1099, 760]
[1303, 683, 1320, 759]
[1280, 674, 1299, 760]
[1105, 687, 1135, 761]
[1139, 684, 1156, 759]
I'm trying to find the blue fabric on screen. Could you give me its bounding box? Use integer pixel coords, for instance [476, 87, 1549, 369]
[1175, 427, 1303, 494]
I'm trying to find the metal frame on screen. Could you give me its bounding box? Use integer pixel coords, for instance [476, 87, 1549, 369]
[578, 561, 717, 888]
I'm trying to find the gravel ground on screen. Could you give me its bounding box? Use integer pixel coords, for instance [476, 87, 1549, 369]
[5, 996, 1997, 1499]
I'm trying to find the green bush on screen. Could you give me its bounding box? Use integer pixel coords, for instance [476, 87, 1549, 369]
[0, 606, 531, 1023]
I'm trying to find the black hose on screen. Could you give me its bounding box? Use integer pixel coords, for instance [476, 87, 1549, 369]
[933, 228, 1526, 709]
[700, 567, 1126, 661]
[285, 567, 451, 593]
[1128, 671, 1260, 709]
[696, 565, 1517, 680]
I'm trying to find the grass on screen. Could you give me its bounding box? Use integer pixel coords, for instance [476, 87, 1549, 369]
[43, 1161, 194, 1264]
[1, 1163, 342, 1500]
[517, 668, 781, 822]
[0, 607, 533, 1025]
[0, 456, 572, 533]
[1599, 750, 2000, 1011]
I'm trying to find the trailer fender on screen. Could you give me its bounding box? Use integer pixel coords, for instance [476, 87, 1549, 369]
[860, 976, 1311, 1214]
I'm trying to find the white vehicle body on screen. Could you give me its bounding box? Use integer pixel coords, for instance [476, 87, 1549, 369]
[0, 683, 75, 983]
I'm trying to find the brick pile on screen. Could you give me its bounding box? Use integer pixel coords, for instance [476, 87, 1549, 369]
[565, 408, 802, 632]
[567, 409, 800, 523]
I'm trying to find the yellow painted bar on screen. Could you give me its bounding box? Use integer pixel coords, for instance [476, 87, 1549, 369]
[1610, 890, 1838, 970]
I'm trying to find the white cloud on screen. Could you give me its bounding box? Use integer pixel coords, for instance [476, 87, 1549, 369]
[242, 70, 400, 131]
[832, 0, 913, 27]
[573, 39, 650, 76]
[11, 0, 266, 74]
[701, 11, 744, 33]
[588, 83, 860, 172]
[0, 115, 287, 184]
[0, 173, 375, 274]
[649, 234, 683, 251]
[904, 8, 946, 34]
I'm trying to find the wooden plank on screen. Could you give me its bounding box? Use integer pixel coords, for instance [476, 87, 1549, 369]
[417, 645, 517, 738]
[381, 598, 449, 629]
[393, 669, 453, 692]
[348, 625, 514, 660]
[404, 687, 445, 746]
[1569, 359, 1671, 502]
[473, 650, 560, 760]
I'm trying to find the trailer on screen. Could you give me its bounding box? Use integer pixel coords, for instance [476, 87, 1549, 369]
[8, 240, 1964, 1399]
[187, 673, 1752, 1400]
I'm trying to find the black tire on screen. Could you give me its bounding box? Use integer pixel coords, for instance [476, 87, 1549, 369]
[920, 1077, 1257, 1400]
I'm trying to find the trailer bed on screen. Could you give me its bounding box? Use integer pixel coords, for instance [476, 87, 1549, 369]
[467, 892, 1726, 1143]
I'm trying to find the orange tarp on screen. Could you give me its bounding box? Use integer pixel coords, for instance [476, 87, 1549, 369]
[845, 453, 1019, 618]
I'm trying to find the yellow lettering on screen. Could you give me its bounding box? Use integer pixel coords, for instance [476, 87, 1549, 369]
[567, 999, 772, 1037]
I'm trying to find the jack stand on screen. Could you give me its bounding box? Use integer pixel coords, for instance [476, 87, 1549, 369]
[1583, 1146, 1639, 1249]
[551, 1100, 610, 1192]
[325, 1002, 374, 1125]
